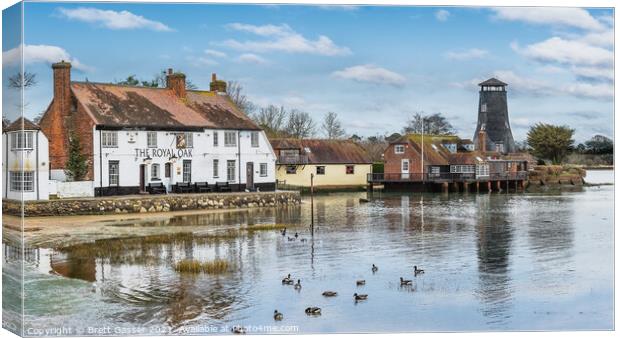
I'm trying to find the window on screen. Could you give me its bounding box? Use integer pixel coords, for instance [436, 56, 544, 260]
[316, 166, 325, 175]
[102, 131, 118, 148]
[260, 163, 268, 177]
[213, 131, 219, 147]
[251, 132, 259, 147]
[401, 160, 409, 172]
[225, 131, 237, 147]
[481, 103, 487, 112]
[10, 171, 34, 192]
[213, 159, 219, 178]
[147, 131, 157, 148]
[395, 145, 405, 154]
[108, 161, 119, 186]
[286, 165, 297, 174]
[346, 165, 354, 175]
[151, 163, 160, 179]
[176, 133, 193, 148]
[183, 160, 192, 182]
[227, 160, 236, 182]
[451, 165, 475, 173]
[165, 163, 171, 178]
[10, 132, 33, 150]
[476, 164, 490, 177]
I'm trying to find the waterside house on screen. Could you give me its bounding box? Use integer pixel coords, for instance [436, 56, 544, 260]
[38, 61, 276, 196]
[270, 139, 372, 190]
[371, 132, 529, 192]
[2, 118, 50, 200]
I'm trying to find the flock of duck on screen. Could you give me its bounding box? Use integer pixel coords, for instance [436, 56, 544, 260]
[231, 261, 425, 334]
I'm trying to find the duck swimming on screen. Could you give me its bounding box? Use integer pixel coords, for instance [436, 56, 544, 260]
[305, 307, 321, 315]
[282, 274, 294, 284]
[414, 266, 425, 275]
[231, 326, 247, 334]
[295, 232, 299, 238]
[400, 277, 413, 286]
[353, 293, 368, 301]
[322, 291, 338, 297]
[371, 264, 378, 272]
[281, 228, 287, 236]
[356, 280, 366, 286]
[294, 279, 302, 290]
[274, 310, 283, 321]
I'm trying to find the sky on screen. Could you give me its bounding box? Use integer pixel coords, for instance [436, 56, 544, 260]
[2, 2, 614, 142]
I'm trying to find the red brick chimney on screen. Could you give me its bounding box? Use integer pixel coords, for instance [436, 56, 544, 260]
[209, 73, 227, 93]
[166, 68, 186, 99]
[477, 125, 487, 153]
[47, 60, 72, 169]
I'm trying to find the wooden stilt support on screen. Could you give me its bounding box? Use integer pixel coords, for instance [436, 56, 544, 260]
[487, 181, 492, 193]
[476, 182, 480, 193]
[442, 182, 449, 193]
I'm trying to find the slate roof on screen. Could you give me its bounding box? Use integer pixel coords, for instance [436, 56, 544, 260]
[478, 78, 508, 86]
[4, 117, 41, 132]
[70, 82, 260, 130]
[270, 139, 372, 164]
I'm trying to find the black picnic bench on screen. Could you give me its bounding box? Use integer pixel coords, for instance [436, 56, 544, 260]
[215, 182, 232, 192]
[147, 182, 167, 194]
[194, 182, 213, 193]
[173, 182, 194, 193]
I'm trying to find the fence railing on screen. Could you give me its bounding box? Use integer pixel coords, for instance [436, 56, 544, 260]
[368, 171, 528, 183]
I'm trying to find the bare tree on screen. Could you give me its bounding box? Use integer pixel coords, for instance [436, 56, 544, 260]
[403, 112, 455, 135]
[359, 135, 389, 162]
[286, 109, 316, 139]
[8, 71, 37, 89]
[253, 105, 287, 137]
[226, 81, 255, 115]
[322, 112, 346, 139]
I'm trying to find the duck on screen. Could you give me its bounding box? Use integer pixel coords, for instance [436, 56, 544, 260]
[273, 310, 283, 321]
[287, 237, 295, 241]
[294, 232, 299, 238]
[371, 264, 378, 272]
[414, 266, 425, 275]
[305, 307, 321, 315]
[353, 293, 368, 301]
[322, 291, 338, 297]
[281, 228, 287, 236]
[231, 326, 247, 334]
[356, 280, 366, 286]
[294, 279, 302, 290]
[282, 274, 294, 284]
[400, 277, 413, 286]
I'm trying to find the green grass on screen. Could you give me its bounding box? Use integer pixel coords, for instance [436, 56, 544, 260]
[175, 258, 230, 274]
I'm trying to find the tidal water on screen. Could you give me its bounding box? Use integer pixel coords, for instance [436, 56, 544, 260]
[3, 171, 614, 335]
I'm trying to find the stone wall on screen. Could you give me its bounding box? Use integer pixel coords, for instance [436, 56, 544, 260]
[3, 191, 300, 217]
[525, 165, 586, 192]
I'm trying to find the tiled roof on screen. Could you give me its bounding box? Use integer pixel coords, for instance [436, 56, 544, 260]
[4, 117, 40, 132]
[270, 139, 372, 164]
[70, 82, 260, 130]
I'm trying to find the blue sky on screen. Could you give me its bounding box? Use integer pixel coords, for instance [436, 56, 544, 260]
[2, 3, 614, 142]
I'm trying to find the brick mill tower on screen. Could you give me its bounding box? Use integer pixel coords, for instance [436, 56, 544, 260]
[473, 78, 516, 154]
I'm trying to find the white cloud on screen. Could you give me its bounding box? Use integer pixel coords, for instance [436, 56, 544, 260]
[571, 66, 613, 82]
[332, 64, 406, 87]
[204, 49, 227, 58]
[3, 44, 90, 71]
[435, 9, 450, 22]
[492, 7, 605, 31]
[444, 48, 488, 60]
[57, 7, 173, 31]
[237, 53, 267, 64]
[579, 29, 614, 47]
[222, 23, 351, 56]
[194, 57, 218, 66]
[512, 37, 612, 67]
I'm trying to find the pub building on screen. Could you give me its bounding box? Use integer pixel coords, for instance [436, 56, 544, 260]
[38, 61, 277, 196]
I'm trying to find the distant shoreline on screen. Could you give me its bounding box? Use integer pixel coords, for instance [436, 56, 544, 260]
[580, 166, 614, 170]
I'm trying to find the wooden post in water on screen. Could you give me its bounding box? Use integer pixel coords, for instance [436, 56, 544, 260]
[310, 173, 315, 229]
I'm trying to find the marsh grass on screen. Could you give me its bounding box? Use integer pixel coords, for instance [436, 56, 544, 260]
[175, 258, 230, 274]
[244, 223, 288, 231]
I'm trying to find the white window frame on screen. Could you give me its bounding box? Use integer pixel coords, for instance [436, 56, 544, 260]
[224, 131, 237, 147]
[227, 160, 236, 182]
[102, 131, 118, 148]
[147, 131, 157, 148]
[213, 159, 219, 178]
[476, 164, 490, 177]
[151, 163, 160, 179]
[10, 171, 34, 192]
[395, 144, 405, 154]
[108, 161, 119, 186]
[185, 132, 193, 148]
[260, 163, 268, 177]
[183, 160, 192, 182]
[213, 131, 219, 147]
[316, 166, 325, 175]
[10, 132, 34, 150]
[251, 131, 259, 148]
[401, 159, 409, 172]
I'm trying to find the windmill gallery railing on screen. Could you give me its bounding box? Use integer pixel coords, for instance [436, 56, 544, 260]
[367, 171, 528, 183]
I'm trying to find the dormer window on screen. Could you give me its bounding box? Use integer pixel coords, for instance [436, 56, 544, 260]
[10, 131, 34, 150]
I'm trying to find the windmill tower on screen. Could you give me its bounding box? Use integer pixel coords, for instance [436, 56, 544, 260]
[473, 78, 516, 154]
